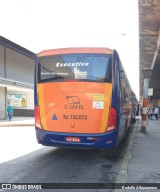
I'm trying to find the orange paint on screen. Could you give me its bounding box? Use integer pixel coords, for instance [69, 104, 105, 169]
[37, 82, 112, 134]
[38, 47, 113, 57]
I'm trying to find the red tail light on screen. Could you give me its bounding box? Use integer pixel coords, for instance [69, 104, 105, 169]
[35, 105, 43, 129]
[106, 107, 116, 132]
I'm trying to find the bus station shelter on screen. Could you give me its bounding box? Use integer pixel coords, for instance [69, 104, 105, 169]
[0, 36, 36, 120]
[139, 0, 160, 105]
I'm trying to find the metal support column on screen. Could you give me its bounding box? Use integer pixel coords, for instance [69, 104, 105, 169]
[141, 68, 152, 132]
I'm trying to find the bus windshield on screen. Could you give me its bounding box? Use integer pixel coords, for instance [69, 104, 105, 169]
[38, 53, 112, 83]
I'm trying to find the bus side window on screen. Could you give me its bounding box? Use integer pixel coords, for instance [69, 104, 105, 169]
[120, 73, 129, 104]
[120, 70, 124, 79]
[108, 57, 112, 82]
[119, 64, 124, 104]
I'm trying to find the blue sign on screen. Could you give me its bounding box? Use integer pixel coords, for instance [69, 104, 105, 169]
[52, 114, 58, 120]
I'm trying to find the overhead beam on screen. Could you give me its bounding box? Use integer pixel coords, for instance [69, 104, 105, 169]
[150, 28, 160, 69]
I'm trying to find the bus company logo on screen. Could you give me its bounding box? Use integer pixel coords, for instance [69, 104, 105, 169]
[66, 96, 80, 104]
[64, 96, 84, 110]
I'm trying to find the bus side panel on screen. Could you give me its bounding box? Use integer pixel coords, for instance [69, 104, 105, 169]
[113, 50, 132, 144]
[111, 51, 119, 147]
[34, 59, 38, 106]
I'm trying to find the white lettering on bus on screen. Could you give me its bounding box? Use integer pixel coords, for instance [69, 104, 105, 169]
[56, 62, 89, 67]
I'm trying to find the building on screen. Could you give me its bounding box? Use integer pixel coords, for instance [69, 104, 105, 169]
[0, 36, 36, 120]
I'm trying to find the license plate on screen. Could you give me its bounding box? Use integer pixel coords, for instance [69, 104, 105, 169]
[66, 137, 80, 142]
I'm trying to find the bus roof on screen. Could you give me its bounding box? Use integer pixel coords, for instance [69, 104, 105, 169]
[38, 47, 113, 57]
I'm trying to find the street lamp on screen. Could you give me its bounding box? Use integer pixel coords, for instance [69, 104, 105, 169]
[141, 68, 153, 132]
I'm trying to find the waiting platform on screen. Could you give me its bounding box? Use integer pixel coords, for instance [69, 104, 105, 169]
[116, 117, 160, 191]
[0, 117, 34, 126]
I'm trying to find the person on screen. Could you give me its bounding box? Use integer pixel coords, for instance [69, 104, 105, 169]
[158, 105, 160, 119]
[21, 97, 26, 107]
[154, 106, 159, 120]
[136, 102, 140, 116]
[150, 107, 154, 119]
[147, 108, 151, 119]
[7, 104, 13, 121]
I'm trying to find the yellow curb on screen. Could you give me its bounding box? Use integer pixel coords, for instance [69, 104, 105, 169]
[0, 124, 35, 127]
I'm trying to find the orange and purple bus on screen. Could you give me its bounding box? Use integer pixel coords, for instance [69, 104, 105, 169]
[34, 47, 137, 149]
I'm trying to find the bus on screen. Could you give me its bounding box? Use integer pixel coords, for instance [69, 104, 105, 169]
[34, 47, 137, 149]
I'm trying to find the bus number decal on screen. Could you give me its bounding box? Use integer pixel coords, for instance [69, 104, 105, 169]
[70, 115, 87, 120]
[63, 114, 87, 120]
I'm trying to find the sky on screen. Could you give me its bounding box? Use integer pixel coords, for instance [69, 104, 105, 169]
[0, 0, 139, 97]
